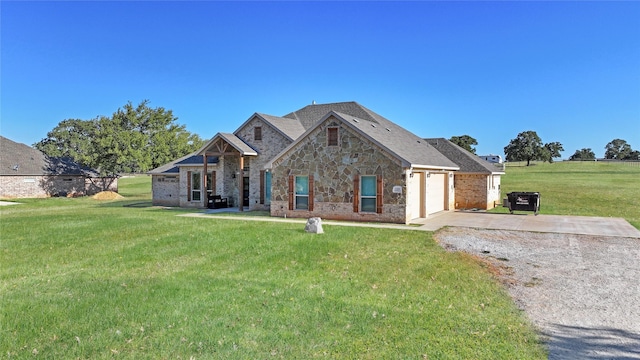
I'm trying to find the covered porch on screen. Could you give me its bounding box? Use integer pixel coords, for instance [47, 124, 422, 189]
[197, 132, 257, 212]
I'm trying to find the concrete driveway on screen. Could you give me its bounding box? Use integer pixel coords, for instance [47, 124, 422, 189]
[412, 211, 640, 238]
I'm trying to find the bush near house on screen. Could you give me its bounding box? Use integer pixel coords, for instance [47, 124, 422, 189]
[0, 177, 545, 359]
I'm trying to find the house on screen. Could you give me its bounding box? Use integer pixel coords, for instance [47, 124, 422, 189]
[0, 136, 118, 198]
[425, 138, 505, 210]
[150, 102, 504, 224]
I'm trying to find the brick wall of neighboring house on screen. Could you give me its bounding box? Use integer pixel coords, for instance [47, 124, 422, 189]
[234, 116, 294, 211]
[152, 174, 180, 206]
[270, 116, 407, 223]
[0, 175, 117, 199]
[453, 173, 493, 210]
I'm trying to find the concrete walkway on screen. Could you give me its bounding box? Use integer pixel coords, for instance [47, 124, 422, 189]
[181, 209, 640, 238]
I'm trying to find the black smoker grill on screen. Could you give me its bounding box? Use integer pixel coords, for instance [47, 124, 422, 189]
[504, 192, 540, 215]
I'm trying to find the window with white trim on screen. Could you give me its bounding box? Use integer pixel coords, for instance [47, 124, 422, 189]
[360, 175, 377, 212]
[191, 172, 202, 201]
[295, 175, 309, 210]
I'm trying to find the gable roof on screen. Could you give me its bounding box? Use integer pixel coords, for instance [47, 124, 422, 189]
[424, 138, 505, 174]
[283, 101, 380, 130]
[197, 132, 258, 156]
[0, 136, 99, 176]
[233, 113, 306, 142]
[266, 107, 459, 170]
[148, 152, 219, 175]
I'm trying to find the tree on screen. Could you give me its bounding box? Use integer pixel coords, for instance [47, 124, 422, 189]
[503, 130, 544, 166]
[569, 148, 596, 161]
[541, 142, 564, 163]
[604, 139, 633, 160]
[36, 100, 204, 174]
[449, 135, 478, 154]
[34, 118, 98, 166]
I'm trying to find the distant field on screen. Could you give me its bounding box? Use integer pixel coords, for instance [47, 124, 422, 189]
[494, 161, 640, 229]
[0, 177, 545, 359]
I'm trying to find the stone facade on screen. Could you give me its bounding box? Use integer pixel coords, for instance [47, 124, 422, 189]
[0, 175, 117, 199]
[270, 116, 408, 223]
[453, 173, 501, 210]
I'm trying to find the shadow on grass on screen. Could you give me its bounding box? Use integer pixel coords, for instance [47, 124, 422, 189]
[545, 324, 640, 359]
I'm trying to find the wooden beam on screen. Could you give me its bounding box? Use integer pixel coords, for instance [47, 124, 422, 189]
[203, 154, 208, 208]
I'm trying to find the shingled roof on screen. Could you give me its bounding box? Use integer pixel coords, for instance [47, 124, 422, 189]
[148, 152, 219, 175]
[267, 103, 459, 170]
[424, 138, 504, 174]
[0, 136, 98, 176]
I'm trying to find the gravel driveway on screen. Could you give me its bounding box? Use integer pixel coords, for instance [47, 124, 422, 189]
[435, 227, 640, 359]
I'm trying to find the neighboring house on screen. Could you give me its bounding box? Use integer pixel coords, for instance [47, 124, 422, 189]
[150, 102, 504, 224]
[426, 138, 505, 210]
[0, 136, 118, 198]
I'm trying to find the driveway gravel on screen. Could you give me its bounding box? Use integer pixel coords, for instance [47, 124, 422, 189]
[435, 227, 640, 360]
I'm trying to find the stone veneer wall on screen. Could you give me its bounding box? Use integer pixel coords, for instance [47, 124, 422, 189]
[453, 173, 491, 210]
[270, 116, 407, 223]
[0, 175, 117, 199]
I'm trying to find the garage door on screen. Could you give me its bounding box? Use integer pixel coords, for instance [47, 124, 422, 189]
[426, 173, 446, 214]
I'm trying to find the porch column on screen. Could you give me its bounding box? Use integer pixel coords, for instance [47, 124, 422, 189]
[203, 154, 208, 208]
[238, 155, 244, 212]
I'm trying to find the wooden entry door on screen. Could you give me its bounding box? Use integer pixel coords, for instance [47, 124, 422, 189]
[243, 177, 250, 207]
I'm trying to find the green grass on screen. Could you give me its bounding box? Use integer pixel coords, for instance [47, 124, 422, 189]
[0, 177, 545, 359]
[493, 161, 640, 229]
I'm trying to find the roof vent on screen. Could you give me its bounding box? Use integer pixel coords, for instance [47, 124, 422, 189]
[385, 128, 390, 131]
[312, 100, 316, 105]
[12, 164, 19, 171]
[417, 140, 421, 143]
[371, 124, 376, 128]
[353, 118, 359, 123]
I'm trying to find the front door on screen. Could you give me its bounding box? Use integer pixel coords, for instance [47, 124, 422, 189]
[243, 177, 250, 206]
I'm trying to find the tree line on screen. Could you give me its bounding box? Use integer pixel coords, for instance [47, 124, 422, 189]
[449, 131, 638, 165]
[35, 100, 204, 175]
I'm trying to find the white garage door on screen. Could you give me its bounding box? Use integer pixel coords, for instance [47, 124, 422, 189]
[426, 173, 446, 214]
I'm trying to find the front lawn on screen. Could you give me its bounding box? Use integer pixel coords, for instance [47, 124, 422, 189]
[0, 177, 545, 359]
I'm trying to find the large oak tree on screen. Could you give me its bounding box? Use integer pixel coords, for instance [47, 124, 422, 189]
[35, 100, 204, 174]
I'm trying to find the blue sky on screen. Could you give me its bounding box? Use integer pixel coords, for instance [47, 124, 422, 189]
[2, 1, 639, 158]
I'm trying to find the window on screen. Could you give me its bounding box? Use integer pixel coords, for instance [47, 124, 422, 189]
[254, 126, 262, 141]
[360, 176, 377, 212]
[191, 172, 201, 201]
[295, 176, 309, 210]
[265, 172, 271, 205]
[206, 172, 214, 195]
[260, 170, 271, 205]
[327, 127, 339, 146]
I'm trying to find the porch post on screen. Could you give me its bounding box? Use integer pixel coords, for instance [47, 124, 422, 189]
[238, 155, 244, 211]
[203, 154, 208, 208]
